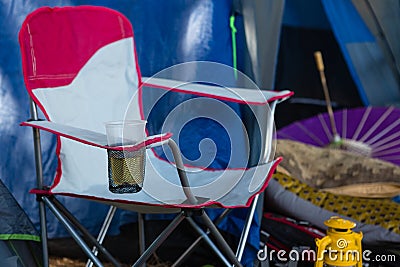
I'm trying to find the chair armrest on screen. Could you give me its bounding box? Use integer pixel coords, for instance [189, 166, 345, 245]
[166, 139, 198, 205]
[20, 120, 172, 150]
[142, 77, 293, 105]
[21, 120, 197, 203]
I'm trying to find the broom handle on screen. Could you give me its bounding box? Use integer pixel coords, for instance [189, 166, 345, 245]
[314, 51, 339, 139]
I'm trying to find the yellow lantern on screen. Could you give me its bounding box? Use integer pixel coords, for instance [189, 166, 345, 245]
[315, 216, 363, 267]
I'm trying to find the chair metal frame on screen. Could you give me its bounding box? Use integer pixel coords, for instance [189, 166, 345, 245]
[29, 97, 276, 267]
[83, 103, 280, 267]
[29, 97, 248, 266]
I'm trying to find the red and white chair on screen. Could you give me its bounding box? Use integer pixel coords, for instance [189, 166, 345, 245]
[19, 6, 292, 266]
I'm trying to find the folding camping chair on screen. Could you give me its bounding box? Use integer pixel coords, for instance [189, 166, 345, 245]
[18, 6, 292, 267]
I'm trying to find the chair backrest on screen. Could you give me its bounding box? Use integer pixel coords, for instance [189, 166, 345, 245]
[19, 6, 141, 190]
[19, 6, 276, 197]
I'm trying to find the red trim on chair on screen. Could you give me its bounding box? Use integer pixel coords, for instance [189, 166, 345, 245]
[30, 157, 283, 210]
[142, 82, 294, 105]
[268, 92, 295, 102]
[138, 82, 145, 121]
[20, 121, 172, 151]
[33, 190, 262, 209]
[52, 136, 63, 189]
[29, 188, 53, 195]
[20, 121, 106, 148]
[107, 133, 173, 151]
[245, 157, 282, 206]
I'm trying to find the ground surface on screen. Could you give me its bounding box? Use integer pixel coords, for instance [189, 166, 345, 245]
[50, 257, 102, 267]
[49, 256, 167, 266]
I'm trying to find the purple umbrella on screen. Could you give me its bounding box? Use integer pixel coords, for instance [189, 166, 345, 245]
[277, 106, 400, 166]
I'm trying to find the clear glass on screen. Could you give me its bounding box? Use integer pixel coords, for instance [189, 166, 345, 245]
[105, 120, 147, 193]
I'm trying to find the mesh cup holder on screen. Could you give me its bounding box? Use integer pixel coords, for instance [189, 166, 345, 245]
[107, 147, 146, 194]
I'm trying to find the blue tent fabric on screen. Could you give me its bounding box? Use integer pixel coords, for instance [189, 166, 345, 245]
[283, 0, 331, 30]
[274, 0, 400, 129]
[321, 0, 373, 105]
[277, 0, 400, 108]
[321, 0, 400, 106]
[322, 0, 374, 43]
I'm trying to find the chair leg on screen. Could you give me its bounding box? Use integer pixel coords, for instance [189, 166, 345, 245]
[42, 197, 105, 267]
[38, 199, 49, 267]
[132, 212, 186, 267]
[236, 194, 260, 261]
[199, 212, 243, 267]
[172, 233, 204, 267]
[173, 217, 231, 267]
[137, 213, 146, 267]
[30, 103, 49, 267]
[49, 197, 121, 266]
[86, 206, 118, 267]
[172, 209, 233, 266]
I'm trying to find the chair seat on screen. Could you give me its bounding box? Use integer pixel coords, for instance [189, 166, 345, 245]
[21, 103, 282, 211]
[37, 150, 280, 210]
